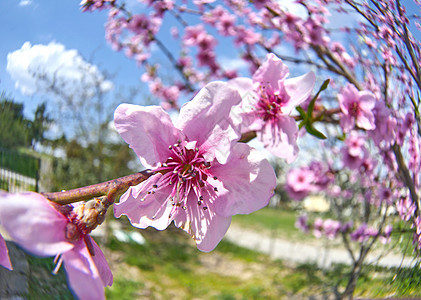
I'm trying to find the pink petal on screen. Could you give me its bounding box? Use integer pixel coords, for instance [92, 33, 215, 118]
[339, 84, 359, 114]
[358, 91, 376, 110]
[62, 240, 105, 300]
[283, 71, 316, 114]
[253, 53, 290, 89]
[259, 116, 299, 163]
[114, 173, 173, 230]
[175, 81, 242, 164]
[210, 143, 276, 216]
[340, 115, 355, 132]
[173, 191, 232, 252]
[228, 77, 263, 133]
[114, 104, 183, 169]
[0, 234, 12, 270]
[357, 111, 376, 130]
[86, 235, 113, 286]
[0, 192, 73, 256]
[227, 77, 254, 99]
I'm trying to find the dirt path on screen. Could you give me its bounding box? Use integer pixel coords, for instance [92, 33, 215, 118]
[224, 224, 415, 269]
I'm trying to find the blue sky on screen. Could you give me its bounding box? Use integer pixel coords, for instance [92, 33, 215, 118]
[1, 0, 420, 121]
[0, 0, 142, 117]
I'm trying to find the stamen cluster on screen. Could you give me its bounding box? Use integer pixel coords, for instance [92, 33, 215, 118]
[146, 141, 219, 218]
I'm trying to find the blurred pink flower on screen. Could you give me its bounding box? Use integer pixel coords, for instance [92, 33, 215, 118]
[0, 233, 12, 270]
[285, 162, 331, 201]
[338, 83, 376, 132]
[313, 218, 324, 238]
[0, 191, 112, 300]
[113, 81, 276, 252]
[229, 53, 315, 162]
[323, 219, 341, 240]
[285, 167, 316, 201]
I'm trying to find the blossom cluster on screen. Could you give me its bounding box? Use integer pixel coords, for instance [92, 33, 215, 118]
[296, 214, 393, 244]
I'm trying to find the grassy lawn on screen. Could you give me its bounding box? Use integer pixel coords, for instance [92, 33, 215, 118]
[12, 208, 421, 299]
[231, 206, 307, 240]
[103, 223, 421, 299]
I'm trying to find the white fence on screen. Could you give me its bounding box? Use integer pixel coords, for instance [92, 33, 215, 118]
[0, 168, 37, 192]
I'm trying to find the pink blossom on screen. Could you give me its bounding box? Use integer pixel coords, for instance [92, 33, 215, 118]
[113, 82, 276, 252]
[285, 162, 331, 201]
[285, 167, 316, 201]
[323, 219, 341, 240]
[80, 0, 113, 12]
[229, 53, 315, 162]
[338, 83, 376, 132]
[295, 214, 309, 233]
[0, 191, 112, 300]
[379, 225, 393, 244]
[127, 14, 161, 36]
[396, 196, 416, 221]
[0, 233, 12, 270]
[350, 223, 378, 243]
[313, 218, 324, 238]
[183, 25, 209, 47]
[341, 132, 368, 170]
[303, 18, 330, 47]
[234, 26, 261, 46]
[369, 101, 396, 147]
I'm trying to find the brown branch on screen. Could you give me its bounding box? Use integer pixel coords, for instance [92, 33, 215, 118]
[392, 144, 419, 216]
[42, 170, 153, 205]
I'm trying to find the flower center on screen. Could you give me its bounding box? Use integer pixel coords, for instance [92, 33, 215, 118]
[349, 101, 360, 117]
[151, 141, 218, 215]
[256, 85, 288, 121]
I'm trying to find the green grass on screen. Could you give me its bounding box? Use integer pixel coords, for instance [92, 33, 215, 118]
[26, 255, 74, 300]
[105, 225, 293, 299]
[20, 208, 421, 299]
[102, 222, 421, 299]
[232, 207, 302, 239]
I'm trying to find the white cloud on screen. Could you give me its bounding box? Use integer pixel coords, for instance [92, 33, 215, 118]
[19, 0, 33, 6]
[276, 0, 307, 19]
[7, 41, 113, 98]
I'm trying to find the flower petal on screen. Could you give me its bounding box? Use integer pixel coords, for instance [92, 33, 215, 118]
[283, 71, 316, 114]
[175, 81, 242, 164]
[86, 235, 113, 286]
[114, 104, 183, 168]
[0, 234, 12, 270]
[0, 192, 73, 256]
[210, 143, 276, 216]
[114, 173, 173, 230]
[228, 77, 263, 133]
[62, 240, 105, 300]
[259, 116, 299, 163]
[358, 91, 376, 110]
[173, 191, 232, 252]
[253, 53, 290, 89]
[356, 111, 376, 130]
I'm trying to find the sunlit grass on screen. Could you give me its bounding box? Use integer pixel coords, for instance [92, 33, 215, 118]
[231, 206, 303, 239]
[20, 212, 421, 299]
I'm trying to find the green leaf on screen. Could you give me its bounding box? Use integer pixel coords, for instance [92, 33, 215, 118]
[319, 78, 330, 92]
[305, 124, 327, 139]
[296, 106, 308, 129]
[296, 106, 307, 119]
[307, 79, 330, 120]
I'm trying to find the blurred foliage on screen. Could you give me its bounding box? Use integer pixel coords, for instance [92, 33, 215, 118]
[0, 88, 138, 191]
[0, 147, 40, 179]
[0, 92, 51, 149]
[49, 139, 136, 190]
